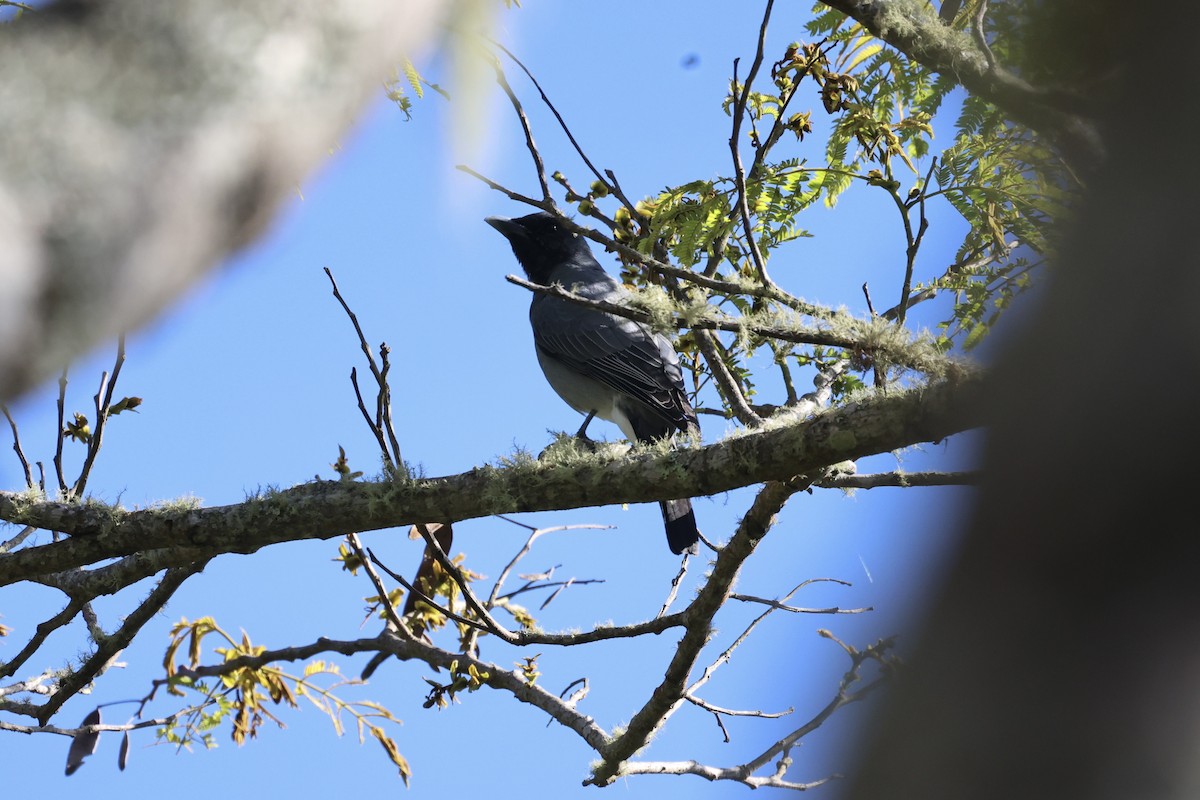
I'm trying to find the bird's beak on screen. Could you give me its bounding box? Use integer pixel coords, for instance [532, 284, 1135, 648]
[485, 216, 525, 243]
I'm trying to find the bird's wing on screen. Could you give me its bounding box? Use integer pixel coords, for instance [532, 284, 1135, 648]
[531, 293, 696, 437]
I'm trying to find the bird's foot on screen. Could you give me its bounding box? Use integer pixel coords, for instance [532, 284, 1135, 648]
[573, 431, 600, 453]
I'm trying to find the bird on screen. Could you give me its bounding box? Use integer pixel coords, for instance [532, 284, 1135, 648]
[486, 211, 700, 555]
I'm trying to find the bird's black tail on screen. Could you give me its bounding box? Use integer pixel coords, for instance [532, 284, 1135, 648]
[660, 498, 699, 555]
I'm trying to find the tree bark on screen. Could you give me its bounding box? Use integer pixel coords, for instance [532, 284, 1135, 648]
[0, 0, 445, 402]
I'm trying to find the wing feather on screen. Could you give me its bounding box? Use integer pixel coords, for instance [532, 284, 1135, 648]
[531, 296, 695, 437]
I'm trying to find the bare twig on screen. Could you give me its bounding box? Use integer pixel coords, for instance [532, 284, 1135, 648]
[376, 346, 403, 471]
[349, 367, 390, 463]
[53, 368, 69, 496]
[346, 533, 414, 642]
[0, 599, 86, 682]
[740, 634, 895, 776]
[618, 636, 895, 790]
[729, 18, 776, 289]
[410, 522, 517, 642]
[497, 577, 604, 604]
[0, 525, 34, 555]
[489, 40, 640, 214]
[456, 165, 551, 211]
[364, 547, 492, 635]
[685, 694, 792, 720]
[33, 562, 206, 724]
[694, 330, 763, 427]
[657, 551, 691, 619]
[1, 405, 34, 488]
[619, 758, 836, 791]
[490, 59, 555, 205]
[72, 335, 126, 497]
[879, 241, 1020, 321]
[815, 469, 978, 489]
[731, 595, 871, 614]
[169, 632, 614, 753]
[688, 578, 825, 705]
[588, 478, 808, 787]
[0, 713, 189, 737]
[325, 267, 402, 473]
[893, 158, 937, 328]
[972, 0, 996, 71]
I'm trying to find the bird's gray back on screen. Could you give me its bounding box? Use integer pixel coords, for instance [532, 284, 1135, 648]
[529, 259, 696, 436]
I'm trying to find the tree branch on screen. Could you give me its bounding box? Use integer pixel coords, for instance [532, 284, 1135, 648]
[0, 376, 982, 585]
[504, 273, 965, 378]
[172, 631, 613, 754]
[0, 0, 446, 402]
[588, 478, 806, 786]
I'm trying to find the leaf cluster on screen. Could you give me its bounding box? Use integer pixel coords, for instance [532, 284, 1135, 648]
[162, 617, 410, 783]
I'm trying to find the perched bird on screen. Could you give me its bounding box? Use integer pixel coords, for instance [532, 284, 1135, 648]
[486, 211, 700, 555]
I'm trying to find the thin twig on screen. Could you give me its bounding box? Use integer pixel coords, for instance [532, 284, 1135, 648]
[168, 632, 614, 753]
[364, 547, 492, 635]
[894, 158, 937, 328]
[346, 533, 415, 642]
[0, 598, 86, 681]
[52, 368, 69, 496]
[589, 478, 808, 787]
[0, 713, 190, 737]
[730, 594, 872, 614]
[489, 40, 639, 213]
[879, 241, 1019, 321]
[486, 524, 549, 609]
[740, 635, 896, 775]
[686, 693, 792, 720]
[694, 330, 763, 427]
[33, 562, 206, 724]
[657, 551, 691, 619]
[505, 273, 956, 376]
[776, 350, 800, 405]
[815, 469, 979, 489]
[972, 0, 996, 71]
[72, 334, 126, 497]
[727, 0, 778, 288]
[490, 58, 554, 205]
[349, 367, 390, 465]
[1, 404, 33, 488]
[688, 578, 820, 701]
[0, 525, 35, 554]
[412, 522, 517, 641]
[376, 346, 403, 471]
[495, 577, 604, 605]
[325, 268, 403, 472]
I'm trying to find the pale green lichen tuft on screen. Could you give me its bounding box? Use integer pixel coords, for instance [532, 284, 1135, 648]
[149, 494, 203, 512]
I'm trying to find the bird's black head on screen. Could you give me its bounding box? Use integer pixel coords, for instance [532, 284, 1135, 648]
[486, 212, 594, 284]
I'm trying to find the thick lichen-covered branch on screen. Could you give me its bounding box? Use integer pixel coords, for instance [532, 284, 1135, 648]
[0, 375, 982, 586]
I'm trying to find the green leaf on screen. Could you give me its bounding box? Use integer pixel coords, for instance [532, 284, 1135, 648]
[402, 59, 423, 99]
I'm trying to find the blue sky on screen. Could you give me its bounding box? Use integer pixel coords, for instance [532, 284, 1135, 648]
[2, 2, 981, 796]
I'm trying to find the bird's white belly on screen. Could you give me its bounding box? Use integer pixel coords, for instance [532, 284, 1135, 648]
[536, 347, 637, 441]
